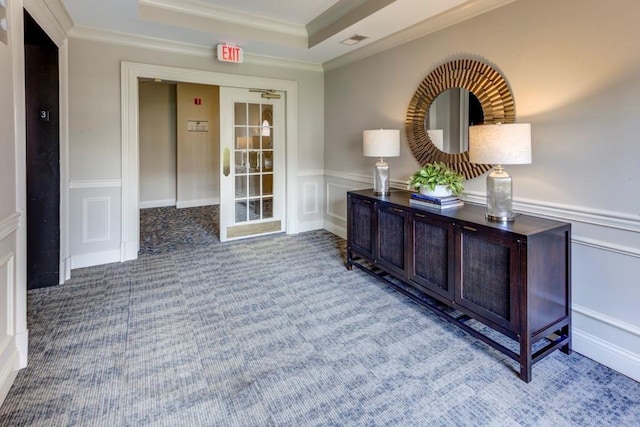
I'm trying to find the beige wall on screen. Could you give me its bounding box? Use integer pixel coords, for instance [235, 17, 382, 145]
[176, 82, 219, 207]
[324, 0, 640, 380]
[139, 82, 177, 207]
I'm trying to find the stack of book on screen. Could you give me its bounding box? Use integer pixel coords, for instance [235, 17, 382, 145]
[409, 192, 464, 211]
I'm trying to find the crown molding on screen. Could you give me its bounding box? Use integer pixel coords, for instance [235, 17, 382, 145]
[68, 26, 323, 72]
[323, 0, 517, 71]
[139, 0, 307, 37]
[24, 0, 73, 47]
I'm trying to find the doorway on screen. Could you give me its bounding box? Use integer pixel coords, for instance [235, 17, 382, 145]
[121, 62, 300, 262]
[24, 11, 60, 289]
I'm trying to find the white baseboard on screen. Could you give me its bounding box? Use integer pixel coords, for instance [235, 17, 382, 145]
[139, 199, 176, 209]
[176, 198, 219, 209]
[15, 330, 28, 369]
[572, 328, 640, 382]
[324, 221, 346, 240]
[71, 249, 121, 270]
[298, 220, 324, 233]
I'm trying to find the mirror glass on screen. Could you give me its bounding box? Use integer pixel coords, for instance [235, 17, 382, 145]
[426, 89, 484, 154]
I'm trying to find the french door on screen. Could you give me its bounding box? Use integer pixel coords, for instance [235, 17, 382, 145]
[219, 87, 285, 241]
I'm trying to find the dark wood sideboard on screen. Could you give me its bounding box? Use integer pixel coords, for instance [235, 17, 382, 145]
[346, 189, 571, 382]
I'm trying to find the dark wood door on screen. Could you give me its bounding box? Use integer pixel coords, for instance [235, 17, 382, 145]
[25, 12, 60, 289]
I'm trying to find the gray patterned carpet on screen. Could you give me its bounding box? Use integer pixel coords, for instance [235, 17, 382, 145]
[1, 207, 639, 426]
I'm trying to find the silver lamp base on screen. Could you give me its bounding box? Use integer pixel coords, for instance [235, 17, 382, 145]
[485, 165, 514, 222]
[373, 158, 390, 196]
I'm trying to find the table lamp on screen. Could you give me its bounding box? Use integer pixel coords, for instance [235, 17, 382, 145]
[469, 123, 531, 222]
[363, 129, 400, 196]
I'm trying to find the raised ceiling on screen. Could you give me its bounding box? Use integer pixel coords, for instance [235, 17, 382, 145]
[59, 0, 516, 66]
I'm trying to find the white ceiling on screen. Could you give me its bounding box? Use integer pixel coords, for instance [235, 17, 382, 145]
[59, 0, 514, 65]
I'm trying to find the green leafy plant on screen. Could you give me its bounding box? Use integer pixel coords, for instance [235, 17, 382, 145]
[406, 162, 464, 196]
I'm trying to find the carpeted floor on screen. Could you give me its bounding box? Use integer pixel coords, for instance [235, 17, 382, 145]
[1, 207, 639, 426]
[139, 206, 220, 254]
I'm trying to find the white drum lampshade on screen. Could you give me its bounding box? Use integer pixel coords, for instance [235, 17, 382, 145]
[469, 123, 531, 222]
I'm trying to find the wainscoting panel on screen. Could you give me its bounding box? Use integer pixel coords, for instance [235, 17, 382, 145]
[82, 197, 111, 243]
[297, 171, 324, 233]
[0, 214, 20, 406]
[69, 181, 122, 269]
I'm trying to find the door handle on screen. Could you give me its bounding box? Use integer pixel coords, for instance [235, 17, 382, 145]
[223, 148, 230, 177]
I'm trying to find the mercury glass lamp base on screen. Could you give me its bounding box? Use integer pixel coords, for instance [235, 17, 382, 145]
[485, 165, 514, 222]
[372, 158, 390, 196]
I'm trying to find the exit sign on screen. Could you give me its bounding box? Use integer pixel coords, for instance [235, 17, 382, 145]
[217, 44, 244, 63]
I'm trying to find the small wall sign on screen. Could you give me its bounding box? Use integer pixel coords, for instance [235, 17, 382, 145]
[217, 44, 244, 63]
[187, 120, 209, 132]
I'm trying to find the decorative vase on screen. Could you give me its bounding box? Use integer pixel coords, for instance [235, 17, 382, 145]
[419, 185, 453, 198]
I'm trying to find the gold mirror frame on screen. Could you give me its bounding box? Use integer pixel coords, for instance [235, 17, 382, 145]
[405, 59, 516, 180]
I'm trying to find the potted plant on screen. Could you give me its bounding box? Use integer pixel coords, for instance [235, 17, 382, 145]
[406, 162, 464, 197]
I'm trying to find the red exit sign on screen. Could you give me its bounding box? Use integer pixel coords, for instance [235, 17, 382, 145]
[217, 44, 244, 63]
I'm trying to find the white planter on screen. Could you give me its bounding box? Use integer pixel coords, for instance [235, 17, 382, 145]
[419, 185, 452, 198]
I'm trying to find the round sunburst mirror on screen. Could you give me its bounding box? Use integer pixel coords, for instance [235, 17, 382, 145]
[405, 59, 516, 180]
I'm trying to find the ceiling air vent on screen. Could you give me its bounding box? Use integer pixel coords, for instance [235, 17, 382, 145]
[340, 34, 368, 46]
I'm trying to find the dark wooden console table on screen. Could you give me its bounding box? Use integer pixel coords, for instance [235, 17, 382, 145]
[346, 189, 571, 382]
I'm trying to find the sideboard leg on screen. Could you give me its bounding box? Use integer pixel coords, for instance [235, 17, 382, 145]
[561, 324, 572, 355]
[520, 334, 533, 383]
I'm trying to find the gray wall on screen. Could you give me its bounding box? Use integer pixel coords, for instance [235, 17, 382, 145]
[324, 0, 640, 380]
[67, 37, 325, 266]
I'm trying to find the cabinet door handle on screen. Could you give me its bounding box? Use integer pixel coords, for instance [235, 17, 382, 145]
[393, 208, 403, 213]
[415, 213, 426, 218]
[463, 225, 477, 232]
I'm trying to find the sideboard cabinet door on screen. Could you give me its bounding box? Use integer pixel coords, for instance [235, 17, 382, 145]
[376, 204, 408, 276]
[347, 195, 376, 261]
[456, 226, 520, 335]
[409, 212, 455, 300]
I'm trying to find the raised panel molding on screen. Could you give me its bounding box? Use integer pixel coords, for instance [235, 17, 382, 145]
[82, 197, 111, 243]
[302, 182, 319, 215]
[326, 182, 360, 222]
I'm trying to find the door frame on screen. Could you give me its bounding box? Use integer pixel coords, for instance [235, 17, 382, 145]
[120, 62, 299, 261]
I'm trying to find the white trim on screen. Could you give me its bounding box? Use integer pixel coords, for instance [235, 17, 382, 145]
[71, 249, 121, 270]
[121, 62, 299, 261]
[573, 328, 640, 382]
[69, 179, 122, 189]
[572, 237, 640, 259]
[10, 0, 28, 372]
[573, 304, 640, 338]
[69, 26, 323, 73]
[0, 213, 19, 242]
[139, 0, 307, 37]
[23, 0, 73, 48]
[139, 199, 177, 209]
[175, 198, 219, 209]
[59, 39, 70, 285]
[15, 330, 27, 369]
[298, 220, 324, 233]
[324, 221, 346, 240]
